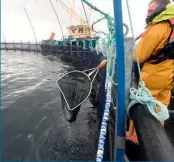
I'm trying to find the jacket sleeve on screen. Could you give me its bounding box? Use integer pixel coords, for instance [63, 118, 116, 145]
[132, 23, 170, 63]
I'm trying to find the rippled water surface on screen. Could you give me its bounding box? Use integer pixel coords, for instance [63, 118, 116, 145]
[2, 51, 99, 160]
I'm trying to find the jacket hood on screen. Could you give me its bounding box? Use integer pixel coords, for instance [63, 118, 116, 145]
[153, 3, 174, 22]
[146, 3, 174, 25]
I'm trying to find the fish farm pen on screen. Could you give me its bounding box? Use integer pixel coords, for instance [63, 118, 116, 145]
[1, 42, 41, 52]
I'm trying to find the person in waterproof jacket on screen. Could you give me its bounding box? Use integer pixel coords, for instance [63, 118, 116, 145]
[126, 0, 174, 144]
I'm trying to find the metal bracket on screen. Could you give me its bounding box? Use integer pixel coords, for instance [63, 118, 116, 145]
[115, 134, 126, 150]
[169, 110, 174, 113]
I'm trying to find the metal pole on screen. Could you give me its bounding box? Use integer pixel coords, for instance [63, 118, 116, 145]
[2, 30, 6, 43]
[113, 0, 126, 161]
[50, 0, 64, 38]
[2, 30, 7, 50]
[24, 8, 38, 44]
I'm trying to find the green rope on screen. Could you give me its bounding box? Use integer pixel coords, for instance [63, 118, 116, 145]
[82, 0, 113, 20]
[101, 20, 115, 85]
[81, 0, 117, 85]
[105, 36, 116, 85]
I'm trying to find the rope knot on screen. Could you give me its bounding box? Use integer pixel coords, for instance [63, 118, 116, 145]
[139, 81, 145, 87]
[128, 86, 169, 122]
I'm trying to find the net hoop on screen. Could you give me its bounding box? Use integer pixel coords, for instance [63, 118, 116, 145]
[57, 70, 92, 111]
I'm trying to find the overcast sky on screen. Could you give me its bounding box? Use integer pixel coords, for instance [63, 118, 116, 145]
[1, 0, 149, 42]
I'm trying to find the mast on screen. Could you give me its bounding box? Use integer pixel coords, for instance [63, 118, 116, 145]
[113, 0, 126, 161]
[24, 8, 38, 43]
[2, 30, 6, 43]
[50, 0, 64, 38]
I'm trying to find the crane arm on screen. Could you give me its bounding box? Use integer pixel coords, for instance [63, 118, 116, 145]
[57, 0, 86, 25]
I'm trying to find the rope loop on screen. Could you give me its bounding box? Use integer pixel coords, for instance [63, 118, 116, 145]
[127, 83, 169, 122]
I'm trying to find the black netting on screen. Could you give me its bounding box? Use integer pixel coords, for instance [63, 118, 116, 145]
[57, 71, 91, 110]
[60, 93, 81, 122]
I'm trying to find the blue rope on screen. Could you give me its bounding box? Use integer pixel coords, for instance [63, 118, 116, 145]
[96, 82, 112, 162]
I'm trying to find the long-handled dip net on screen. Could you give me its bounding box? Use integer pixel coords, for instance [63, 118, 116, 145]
[57, 60, 107, 113]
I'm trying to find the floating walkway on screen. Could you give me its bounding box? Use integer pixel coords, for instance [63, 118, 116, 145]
[0, 42, 41, 52]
